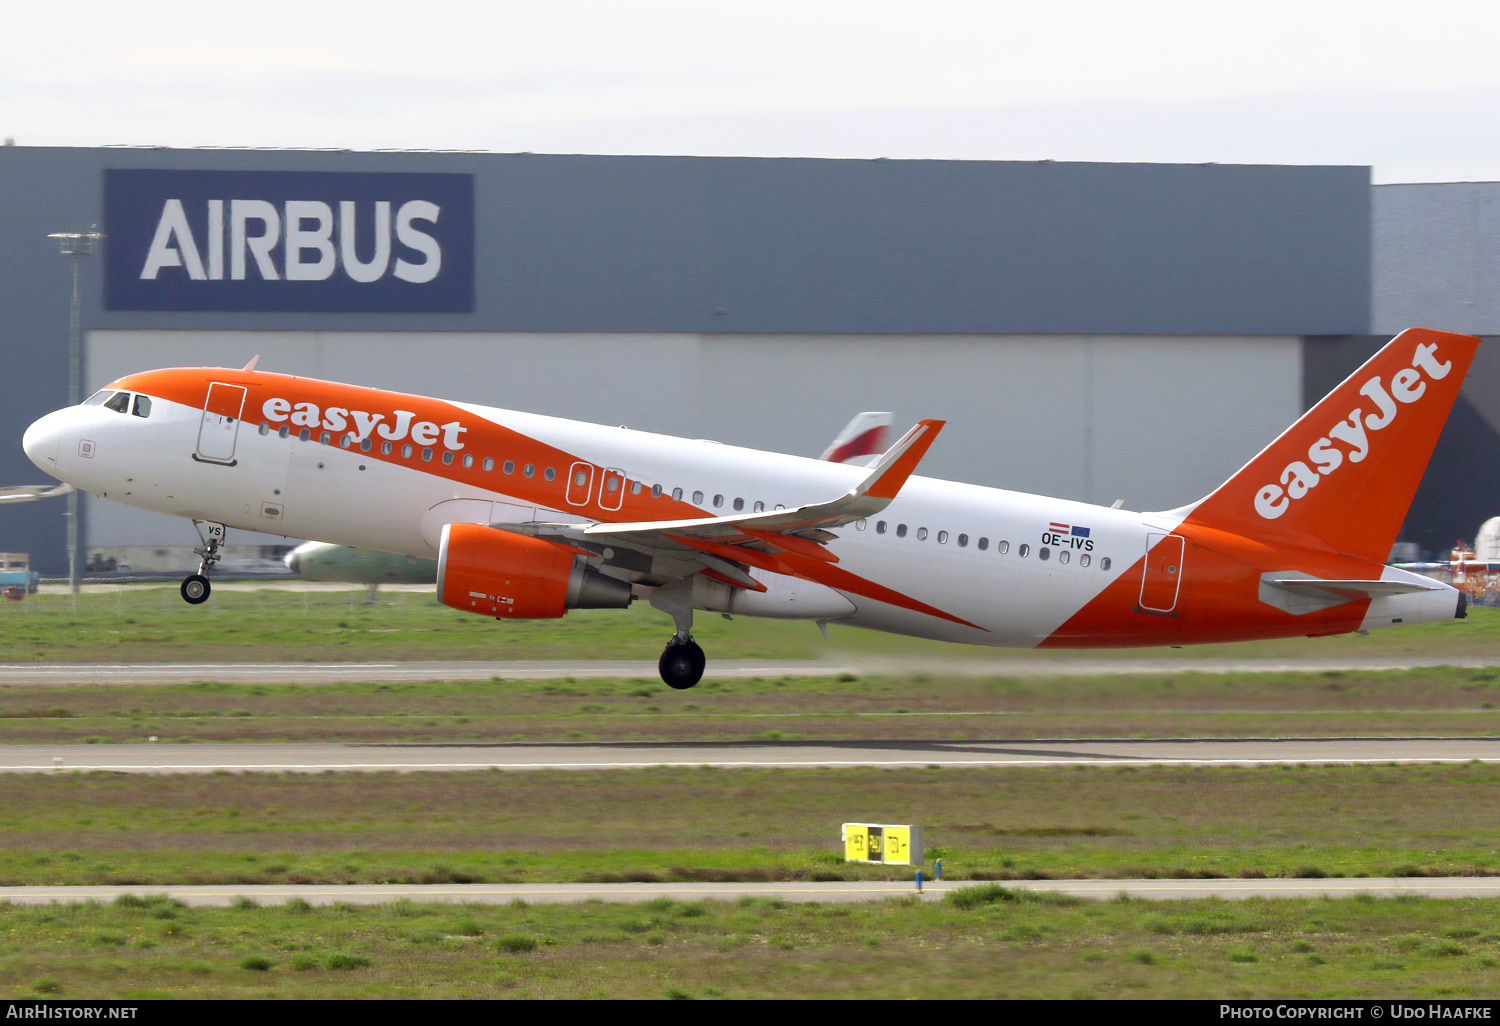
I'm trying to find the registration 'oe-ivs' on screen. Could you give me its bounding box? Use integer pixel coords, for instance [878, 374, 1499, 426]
[22, 328, 1478, 688]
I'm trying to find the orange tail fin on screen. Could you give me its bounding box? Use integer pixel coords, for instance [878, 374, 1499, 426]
[1182, 328, 1479, 563]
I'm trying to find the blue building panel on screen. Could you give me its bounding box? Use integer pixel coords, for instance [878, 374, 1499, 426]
[104, 170, 474, 313]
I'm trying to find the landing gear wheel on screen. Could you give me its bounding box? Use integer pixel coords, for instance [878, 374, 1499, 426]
[659, 640, 706, 690]
[181, 574, 211, 605]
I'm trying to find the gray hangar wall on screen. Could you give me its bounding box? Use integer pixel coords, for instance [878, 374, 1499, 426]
[0, 147, 1372, 571]
[1369, 182, 1500, 551]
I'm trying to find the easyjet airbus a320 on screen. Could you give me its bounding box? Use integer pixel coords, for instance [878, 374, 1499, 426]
[22, 328, 1478, 689]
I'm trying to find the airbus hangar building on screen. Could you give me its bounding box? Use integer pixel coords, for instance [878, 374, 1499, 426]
[0, 146, 1494, 573]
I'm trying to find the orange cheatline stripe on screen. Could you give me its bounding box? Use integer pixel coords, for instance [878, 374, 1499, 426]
[672, 535, 982, 629]
[772, 549, 986, 631]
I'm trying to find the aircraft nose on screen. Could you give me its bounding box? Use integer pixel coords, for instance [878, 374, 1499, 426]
[21, 411, 64, 475]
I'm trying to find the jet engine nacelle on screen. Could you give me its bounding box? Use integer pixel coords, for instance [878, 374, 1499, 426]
[437, 522, 631, 619]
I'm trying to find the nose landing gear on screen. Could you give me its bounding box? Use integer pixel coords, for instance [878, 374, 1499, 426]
[181, 521, 226, 605]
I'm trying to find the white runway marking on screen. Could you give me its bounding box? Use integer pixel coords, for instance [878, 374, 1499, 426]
[3, 877, 1500, 905]
[8, 737, 1500, 774]
[3, 654, 1499, 685]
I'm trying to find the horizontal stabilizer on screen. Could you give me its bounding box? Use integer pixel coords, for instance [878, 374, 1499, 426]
[1268, 578, 1441, 598]
[1258, 570, 1448, 616]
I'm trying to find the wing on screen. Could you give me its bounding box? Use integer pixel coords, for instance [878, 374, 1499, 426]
[484, 418, 983, 629]
[492, 419, 943, 582]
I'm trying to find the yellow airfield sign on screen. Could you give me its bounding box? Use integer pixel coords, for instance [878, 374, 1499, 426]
[843, 823, 924, 865]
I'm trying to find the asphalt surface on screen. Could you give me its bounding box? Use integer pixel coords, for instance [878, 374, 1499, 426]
[9, 736, 1500, 774]
[5, 654, 1500, 684]
[4, 878, 1500, 906]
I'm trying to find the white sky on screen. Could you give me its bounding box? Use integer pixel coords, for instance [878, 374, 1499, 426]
[4, 0, 1500, 182]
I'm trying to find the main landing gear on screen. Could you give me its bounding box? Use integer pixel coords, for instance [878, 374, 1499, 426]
[650, 578, 706, 689]
[181, 521, 226, 605]
[659, 635, 706, 690]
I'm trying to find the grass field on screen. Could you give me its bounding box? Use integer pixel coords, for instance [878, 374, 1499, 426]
[7, 890, 1500, 999]
[3, 585, 1499, 664]
[0, 764, 1496, 885]
[0, 666, 1496, 742]
[3, 587, 1499, 997]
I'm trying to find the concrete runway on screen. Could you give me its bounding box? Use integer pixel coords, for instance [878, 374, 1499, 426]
[4, 654, 1500, 685]
[2, 878, 1498, 906]
[10, 736, 1500, 774]
[0, 659, 853, 685]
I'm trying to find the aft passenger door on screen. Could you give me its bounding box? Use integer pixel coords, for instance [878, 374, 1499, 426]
[1138, 533, 1185, 615]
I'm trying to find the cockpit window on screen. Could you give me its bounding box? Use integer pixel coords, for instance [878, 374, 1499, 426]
[103, 392, 131, 414]
[83, 390, 114, 406]
[132, 395, 152, 418]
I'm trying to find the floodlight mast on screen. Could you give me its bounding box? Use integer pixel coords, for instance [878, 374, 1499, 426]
[47, 227, 104, 598]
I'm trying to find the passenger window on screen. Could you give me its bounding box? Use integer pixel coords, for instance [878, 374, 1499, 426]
[340, 435, 353, 449]
[422, 447, 433, 461]
[652, 484, 663, 499]
[462, 453, 473, 468]
[713, 494, 723, 508]
[999, 541, 1010, 554]
[937, 531, 948, 544]
[299, 428, 312, 442]
[672, 488, 683, 501]
[381, 440, 392, 455]
[1059, 550, 1069, 564]
[733, 497, 744, 511]
[483, 457, 495, 471]
[280, 425, 291, 440]
[361, 438, 373, 452]
[896, 524, 908, 538]
[754, 501, 765, 513]
[1081, 554, 1091, 567]
[606, 477, 620, 492]
[916, 527, 928, 540]
[977, 537, 988, 550]
[1018, 544, 1029, 557]
[401, 444, 413, 458]
[693, 491, 704, 504]
[1101, 557, 1112, 571]
[544, 467, 556, 481]
[104, 392, 131, 414]
[320, 431, 332, 445]
[876, 521, 887, 534]
[631, 481, 642, 495]
[503, 460, 515, 474]
[258, 421, 270, 436]
[856, 519, 867, 531]
[524, 464, 535, 478]
[1039, 547, 1050, 561]
[132, 395, 152, 418]
[442, 451, 454, 465]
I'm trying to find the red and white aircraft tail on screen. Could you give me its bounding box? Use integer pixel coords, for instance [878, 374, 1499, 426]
[820, 412, 893, 466]
[21, 328, 1478, 688]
